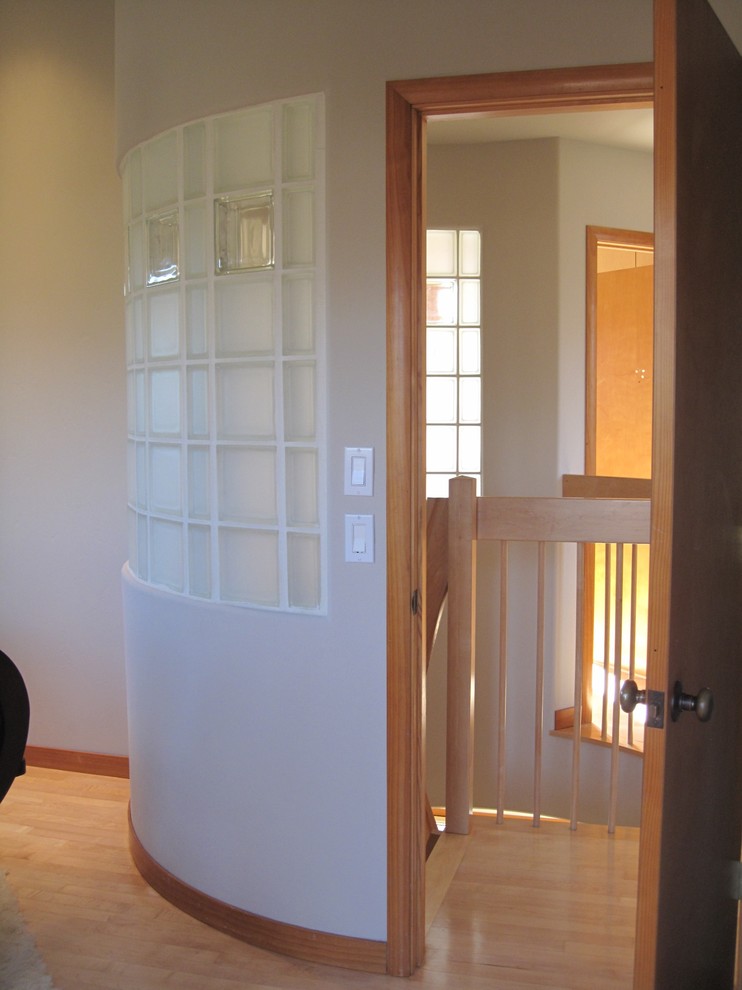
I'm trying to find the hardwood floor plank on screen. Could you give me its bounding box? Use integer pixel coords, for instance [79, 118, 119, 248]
[0, 768, 637, 989]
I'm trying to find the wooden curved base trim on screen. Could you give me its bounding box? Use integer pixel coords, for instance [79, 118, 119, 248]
[128, 809, 387, 974]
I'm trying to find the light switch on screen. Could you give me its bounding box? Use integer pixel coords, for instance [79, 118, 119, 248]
[344, 447, 373, 496]
[345, 513, 374, 562]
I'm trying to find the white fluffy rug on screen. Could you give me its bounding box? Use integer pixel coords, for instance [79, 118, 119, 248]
[0, 873, 55, 990]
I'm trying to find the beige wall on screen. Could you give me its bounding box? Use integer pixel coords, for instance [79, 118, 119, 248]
[0, 0, 127, 753]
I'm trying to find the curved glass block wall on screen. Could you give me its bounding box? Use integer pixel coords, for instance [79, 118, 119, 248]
[123, 96, 325, 612]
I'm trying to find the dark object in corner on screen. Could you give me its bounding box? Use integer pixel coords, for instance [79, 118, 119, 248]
[0, 649, 29, 804]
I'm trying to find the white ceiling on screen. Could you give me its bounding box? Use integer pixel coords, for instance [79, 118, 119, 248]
[426, 108, 654, 154]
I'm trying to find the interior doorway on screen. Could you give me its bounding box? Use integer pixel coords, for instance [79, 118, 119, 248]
[386, 63, 654, 977]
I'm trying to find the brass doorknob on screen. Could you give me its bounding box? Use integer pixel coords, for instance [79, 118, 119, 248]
[671, 680, 714, 722]
[619, 679, 646, 713]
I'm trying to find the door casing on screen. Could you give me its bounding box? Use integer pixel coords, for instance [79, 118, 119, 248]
[386, 62, 654, 977]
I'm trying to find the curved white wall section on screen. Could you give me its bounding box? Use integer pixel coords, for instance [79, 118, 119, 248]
[124, 96, 326, 613]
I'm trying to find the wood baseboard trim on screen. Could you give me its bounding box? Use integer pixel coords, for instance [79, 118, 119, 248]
[128, 809, 387, 974]
[25, 746, 130, 779]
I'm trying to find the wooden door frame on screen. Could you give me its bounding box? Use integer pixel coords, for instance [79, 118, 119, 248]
[386, 62, 654, 977]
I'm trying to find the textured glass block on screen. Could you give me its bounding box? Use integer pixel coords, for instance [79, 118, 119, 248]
[459, 279, 480, 325]
[137, 513, 149, 580]
[459, 230, 481, 276]
[286, 448, 318, 526]
[127, 372, 137, 434]
[142, 130, 178, 212]
[150, 518, 184, 592]
[283, 189, 314, 266]
[188, 446, 210, 518]
[136, 442, 147, 508]
[184, 122, 206, 199]
[427, 377, 457, 424]
[283, 362, 315, 440]
[149, 444, 182, 516]
[216, 363, 274, 439]
[147, 211, 179, 285]
[282, 275, 314, 354]
[126, 297, 145, 365]
[188, 525, 211, 598]
[459, 377, 481, 424]
[426, 279, 457, 325]
[186, 285, 208, 358]
[460, 328, 481, 375]
[287, 533, 321, 609]
[283, 101, 315, 181]
[427, 229, 457, 276]
[219, 527, 279, 606]
[215, 194, 274, 274]
[128, 221, 145, 292]
[148, 290, 180, 359]
[426, 474, 455, 498]
[150, 368, 181, 436]
[215, 278, 273, 355]
[184, 202, 207, 278]
[427, 328, 457, 375]
[218, 446, 277, 523]
[127, 441, 137, 506]
[135, 370, 146, 435]
[214, 107, 273, 193]
[127, 508, 138, 574]
[127, 148, 142, 221]
[458, 425, 482, 473]
[427, 425, 457, 473]
[187, 367, 209, 438]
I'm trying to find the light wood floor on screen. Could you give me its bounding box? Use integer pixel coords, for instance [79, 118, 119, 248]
[0, 768, 638, 989]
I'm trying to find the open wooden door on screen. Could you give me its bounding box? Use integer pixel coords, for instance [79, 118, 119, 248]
[634, 0, 742, 986]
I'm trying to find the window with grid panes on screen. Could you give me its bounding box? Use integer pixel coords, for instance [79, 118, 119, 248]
[426, 229, 481, 497]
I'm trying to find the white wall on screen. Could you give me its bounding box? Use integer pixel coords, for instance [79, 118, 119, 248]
[0, 0, 128, 754]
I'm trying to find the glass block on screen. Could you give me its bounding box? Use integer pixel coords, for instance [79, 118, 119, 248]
[128, 221, 145, 292]
[184, 122, 206, 199]
[215, 278, 274, 356]
[127, 372, 136, 434]
[216, 363, 274, 440]
[148, 290, 180, 359]
[184, 202, 207, 278]
[135, 370, 146, 435]
[459, 378, 481, 424]
[458, 425, 482, 474]
[218, 446, 277, 523]
[219, 527, 279, 606]
[283, 100, 315, 182]
[188, 367, 209, 439]
[186, 285, 208, 358]
[127, 508, 138, 574]
[188, 446, 210, 518]
[215, 194, 274, 274]
[426, 473, 455, 498]
[427, 328, 457, 375]
[286, 448, 318, 526]
[427, 229, 457, 276]
[282, 275, 314, 354]
[137, 513, 149, 580]
[127, 441, 137, 506]
[426, 279, 457, 325]
[214, 106, 273, 193]
[150, 518, 184, 592]
[459, 230, 481, 276]
[460, 328, 481, 375]
[147, 211, 179, 285]
[126, 297, 145, 365]
[149, 444, 182, 515]
[136, 442, 147, 508]
[427, 377, 457, 424]
[283, 362, 315, 440]
[287, 533, 321, 609]
[427, 425, 457, 473]
[283, 189, 314, 266]
[127, 148, 142, 221]
[142, 130, 178, 212]
[459, 279, 480, 325]
[188, 525, 211, 598]
[150, 368, 181, 436]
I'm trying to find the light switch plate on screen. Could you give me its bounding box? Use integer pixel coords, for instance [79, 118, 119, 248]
[345, 513, 374, 562]
[344, 447, 373, 496]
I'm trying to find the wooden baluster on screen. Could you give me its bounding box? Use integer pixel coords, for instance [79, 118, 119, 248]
[570, 543, 585, 831]
[496, 541, 509, 825]
[628, 544, 638, 748]
[445, 476, 477, 835]
[533, 541, 546, 827]
[601, 543, 612, 740]
[608, 544, 624, 834]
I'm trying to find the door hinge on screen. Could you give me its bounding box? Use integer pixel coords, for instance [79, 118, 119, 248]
[729, 861, 742, 901]
[411, 589, 421, 615]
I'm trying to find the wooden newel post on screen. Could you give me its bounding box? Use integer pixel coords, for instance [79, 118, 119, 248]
[445, 475, 477, 835]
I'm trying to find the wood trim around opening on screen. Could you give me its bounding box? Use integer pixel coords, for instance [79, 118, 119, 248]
[386, 61, 653, 977]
